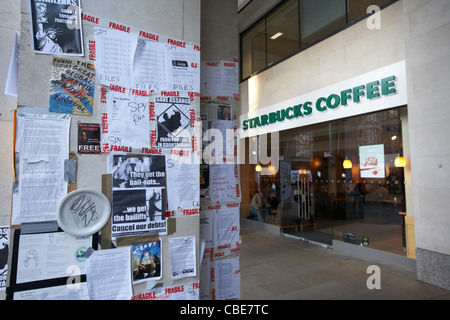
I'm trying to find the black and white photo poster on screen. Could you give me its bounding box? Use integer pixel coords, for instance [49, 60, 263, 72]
[30, 0, 83, 55]
[108, 153, 167, 239]
[154, 92, 194, 149]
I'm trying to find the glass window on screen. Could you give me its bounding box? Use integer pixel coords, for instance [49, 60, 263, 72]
[242, 107, 409, 256]
[266, 0, 299, 66]
[241, 19, 266, 79]
[240, 0, 398, 80]
[300, 0, 347, 47]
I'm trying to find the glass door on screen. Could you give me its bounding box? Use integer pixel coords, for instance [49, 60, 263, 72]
[277, 126, 335, 245]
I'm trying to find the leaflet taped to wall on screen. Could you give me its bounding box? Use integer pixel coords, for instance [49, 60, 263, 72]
[29, 0, 84, 56]
[108, 153, 167, 239]
[94, 27, 200, 93]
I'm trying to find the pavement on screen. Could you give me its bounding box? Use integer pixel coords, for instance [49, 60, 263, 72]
[239, 223, 450, 300]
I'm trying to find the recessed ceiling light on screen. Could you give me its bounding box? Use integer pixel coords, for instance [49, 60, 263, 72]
[270, 32, 283, 40]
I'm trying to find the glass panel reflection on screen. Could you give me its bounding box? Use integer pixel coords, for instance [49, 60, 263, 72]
[241, 19, 266, 79]
[300, 0, 346, 47]
[240, 0, 396, 79]
[266, 0, 299, 66]
[347, 0, 392, 23]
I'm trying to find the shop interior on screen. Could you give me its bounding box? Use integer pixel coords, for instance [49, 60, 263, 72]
[242, 107, 408, 256]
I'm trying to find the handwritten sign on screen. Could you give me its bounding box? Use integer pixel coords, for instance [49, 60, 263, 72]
[209, 164, 238, 203]
[69, 193, 99, 228]
[57, 189, 111, 237]
[105, 89, 150, 153]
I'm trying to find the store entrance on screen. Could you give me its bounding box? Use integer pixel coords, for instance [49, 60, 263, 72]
[276, 149, 337, 246]
[288, 166, 334, 245]
[248, 107, 408, 255]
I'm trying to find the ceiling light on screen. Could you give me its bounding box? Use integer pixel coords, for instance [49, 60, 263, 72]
[270, 32, 283, 40]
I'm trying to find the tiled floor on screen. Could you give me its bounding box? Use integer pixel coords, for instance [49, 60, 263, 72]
[239, 223, 450, 300]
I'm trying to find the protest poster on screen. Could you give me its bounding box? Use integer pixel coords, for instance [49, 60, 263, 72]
[94, 27, 137, 88]
[0, 226, 9, 290]
[133, 38, 200, 93]
[50, 57, 95, 115]
[108, 154, 167, 239]
[132, 240, 162, 284]
[112, 188, 167, 238]
[166, 154, 200, 215]
[154, 92, 194, 149]
[77, 123, 101, 154]
[94, 27, 200, 92]
[105, 89, 150, 153]
[214, 206, 240, 258]
[29, 0, 83, 56]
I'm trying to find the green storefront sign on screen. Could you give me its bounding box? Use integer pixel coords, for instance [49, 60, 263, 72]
[242, 75, 397, 131]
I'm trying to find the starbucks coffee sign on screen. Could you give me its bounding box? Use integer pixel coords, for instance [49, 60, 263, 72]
[239, 61, 407, 138]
